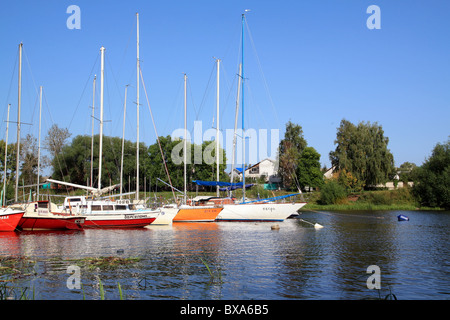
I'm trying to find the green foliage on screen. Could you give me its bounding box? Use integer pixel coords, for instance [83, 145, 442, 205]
[329, 119, 395, 189]
[318, 180, 348, 205]
[50, 134, 227, 192]
[296, 146, 323, 190]
[278, 121, 307, 189]
[413, 139, 450, 209]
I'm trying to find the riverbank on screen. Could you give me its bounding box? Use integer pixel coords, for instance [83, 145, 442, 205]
[301, 188, 444, 211]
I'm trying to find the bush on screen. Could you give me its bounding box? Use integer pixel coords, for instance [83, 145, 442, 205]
[413, 140, 450, 209]
[318, 180, 348, 205]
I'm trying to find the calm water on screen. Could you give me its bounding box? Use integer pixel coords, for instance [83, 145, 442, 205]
[0, 210, 449, 300]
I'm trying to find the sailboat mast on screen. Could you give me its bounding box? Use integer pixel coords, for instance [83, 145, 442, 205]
[37, 86, 42, 199]
[241, 14, 246, 202]
[15, 43, 22, 202]
[184, 73, 187, 204]
[98, 46, 105, 191]
[216, 58, 220, 197]
[136, 12, 140, 201]
[120, 85, 129, 199]
[3, 104, 10, 206]
[90, 75, 96, 188]
[230, 63, 242, 194]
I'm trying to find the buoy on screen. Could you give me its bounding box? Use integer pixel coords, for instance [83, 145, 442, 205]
[314, 223, 324, 229]
[397, 214, 409, 221]
[271, 224, 280, 230]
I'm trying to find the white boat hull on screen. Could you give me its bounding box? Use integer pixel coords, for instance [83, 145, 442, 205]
[151, 207, 179, 225]
[217, 202, 306, 221]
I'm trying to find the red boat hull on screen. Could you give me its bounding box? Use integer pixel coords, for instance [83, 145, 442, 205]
[18, 216, 85, 231]
[83, 217, 156, 228]
[0, 211, 24, 232]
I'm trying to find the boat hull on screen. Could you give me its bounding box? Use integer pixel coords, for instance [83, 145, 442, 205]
[18, 215, 85, 231]
[0, 209, 25, 232]
[83, 213, 157, 228]
[151, 207, 178, 225]
[217, 202, 306, 221]
[173, 206, 222, 222]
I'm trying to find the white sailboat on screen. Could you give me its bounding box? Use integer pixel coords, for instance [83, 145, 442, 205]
[214, 13, 306, 221]
[47, 45, 159, 228]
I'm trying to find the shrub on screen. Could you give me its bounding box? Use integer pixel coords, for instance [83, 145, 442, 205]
[318, 180, 348, 205]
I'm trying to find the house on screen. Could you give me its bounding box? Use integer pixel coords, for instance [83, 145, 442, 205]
[232, 158, 281, 184]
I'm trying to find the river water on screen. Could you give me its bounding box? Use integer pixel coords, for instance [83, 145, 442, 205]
[0, 210, 449, 300]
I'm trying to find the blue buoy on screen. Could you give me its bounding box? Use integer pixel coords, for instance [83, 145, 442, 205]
[397, 214, 409, 221]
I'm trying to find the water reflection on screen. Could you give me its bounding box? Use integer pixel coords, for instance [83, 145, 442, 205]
[0, 211, 448, 299]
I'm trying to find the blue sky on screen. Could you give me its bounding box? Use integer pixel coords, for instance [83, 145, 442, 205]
[1, 0, 449, 171]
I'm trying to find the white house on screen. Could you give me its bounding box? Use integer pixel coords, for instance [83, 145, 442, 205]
[233, 158, 281, 183]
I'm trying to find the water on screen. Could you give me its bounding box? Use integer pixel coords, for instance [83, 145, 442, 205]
[0, 210, 449, 300]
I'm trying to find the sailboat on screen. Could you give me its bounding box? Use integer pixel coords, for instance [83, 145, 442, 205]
[3, 43, 85, 231]
[0, 207, 24, 231]
[166, 73, 222, 222]
[196, 13, 306, 221]
[1, 102, 25, 232]
[46, 45, 159, 228]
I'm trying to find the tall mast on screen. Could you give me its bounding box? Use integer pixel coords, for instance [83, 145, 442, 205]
[183, 73, 187, 204]
[241, 14, 246, 202]
[98, 46, 105, 191]
[136, 12, 140, 201]
[37, 86, 42, 199]
[120, 85, 129, 199]
[3, 104, 11, 206]
[90, 75, 96, 188]
[216, 58, 220, 197]
[15, 43, 22, 202]
[230, 63, 242, 194]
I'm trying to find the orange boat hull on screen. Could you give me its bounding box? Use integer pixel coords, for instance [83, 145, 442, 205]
[173, 207, 222, 222]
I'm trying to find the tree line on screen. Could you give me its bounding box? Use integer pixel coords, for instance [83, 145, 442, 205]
[1, 120, 448, 209]
[278, 119, 449, 209]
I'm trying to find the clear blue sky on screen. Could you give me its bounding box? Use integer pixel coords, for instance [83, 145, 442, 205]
[1, 0, 449, 171]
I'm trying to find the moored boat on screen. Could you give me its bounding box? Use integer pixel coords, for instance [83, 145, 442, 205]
[60, 196, 159, 228]
[13, 200, 85, 231]
[173, 205, 222, 222]
[0, 207, 25, 232]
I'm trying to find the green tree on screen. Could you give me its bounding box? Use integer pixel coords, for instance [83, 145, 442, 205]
[296, 146, 323, 190]
[329, 119, 394, 189]
[278, 121, 307, 189]
[144, 136, 227, 192]
[50, 135, 144, 191]
[413, 139, 450, 209]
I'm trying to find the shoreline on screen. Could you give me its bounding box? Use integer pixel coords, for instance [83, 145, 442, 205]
[300, 203, 444, 211]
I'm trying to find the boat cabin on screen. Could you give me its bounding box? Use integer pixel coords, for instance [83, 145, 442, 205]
[63, 196, 137, 213]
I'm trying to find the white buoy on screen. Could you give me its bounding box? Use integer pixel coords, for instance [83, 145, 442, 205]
[300, 219, 324, 230]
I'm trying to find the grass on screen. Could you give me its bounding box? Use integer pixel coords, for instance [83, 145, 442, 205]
[301, 187, 441, 211]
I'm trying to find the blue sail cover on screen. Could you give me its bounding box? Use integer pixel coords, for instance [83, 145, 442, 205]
[192, 180, 254, 191]
[192, 180, 243, 187]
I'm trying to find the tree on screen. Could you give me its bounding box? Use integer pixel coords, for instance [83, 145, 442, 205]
[50, 134, 140, 190]
[144, 136, 227, 192]
[278, 121, 307, 189]
[296, 146, 323, 190]
[329, 119, 394, 189]
[44, 124, 71, 160]
[413, 139, 450, 209]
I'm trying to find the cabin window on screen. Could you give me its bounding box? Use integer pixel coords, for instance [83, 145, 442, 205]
[128, 204, 136, 210]
[91, 205, 102, 211]
[37, 202, 48, 209]
[102, 205, 114, 211]
[69, 198, 81, 202]
[115, 205, 127, 210]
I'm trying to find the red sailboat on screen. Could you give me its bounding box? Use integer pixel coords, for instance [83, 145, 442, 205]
[0, 208, 24, 232]
[15, 200, 85, 231]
